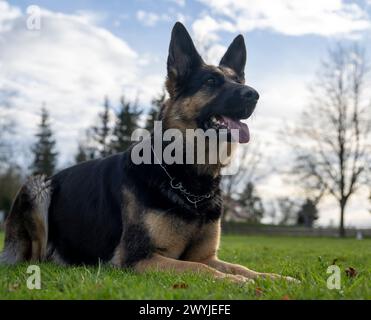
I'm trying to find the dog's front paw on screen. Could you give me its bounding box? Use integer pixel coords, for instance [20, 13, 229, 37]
[282, 276, 301, 284]
[264, 273, 300, 283]
[218, 273, 255, 285]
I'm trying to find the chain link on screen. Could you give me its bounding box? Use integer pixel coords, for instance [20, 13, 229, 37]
[151, 145, 213, 208]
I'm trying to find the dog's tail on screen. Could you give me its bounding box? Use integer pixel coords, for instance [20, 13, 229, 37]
[0, 175, 52, 264]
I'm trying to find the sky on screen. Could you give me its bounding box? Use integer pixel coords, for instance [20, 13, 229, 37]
[0, 0, 371, 228]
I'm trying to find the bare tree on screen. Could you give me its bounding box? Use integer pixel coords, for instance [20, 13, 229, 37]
[0, 102, 21, 219]
[221, 142, 268, 221]
[292, 44, 371, 237]
[0, 107, 15, 172]
[277, 197, 300, 226]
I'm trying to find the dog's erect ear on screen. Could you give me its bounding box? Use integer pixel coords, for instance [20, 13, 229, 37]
[167, 22, 203, 86]
[219, 35, 246, 78]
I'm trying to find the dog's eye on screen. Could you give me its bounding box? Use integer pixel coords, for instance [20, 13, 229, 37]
[232, 76, 241, 83]
[206, 77, 217, 86]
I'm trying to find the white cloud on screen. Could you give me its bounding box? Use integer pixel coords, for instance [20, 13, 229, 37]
[192, 15, 235, 44]
[0, 0, 21, 32]
[166, 0, 186, 7]
[191, 15, 233, 64]
[174, 12, 188, 24]
[194, 0, 371, 47]
[136, 10, 171, 27]
[0, 2, 163, 165]
[74, 10, 108, 24]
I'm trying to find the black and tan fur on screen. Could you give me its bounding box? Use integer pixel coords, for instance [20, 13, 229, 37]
[1, 23, 297, 284]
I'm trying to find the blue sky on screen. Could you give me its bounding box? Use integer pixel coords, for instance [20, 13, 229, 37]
[1, 0, 371, 227]
[8, 0, 371, 85]
[5, 0, 371, 118]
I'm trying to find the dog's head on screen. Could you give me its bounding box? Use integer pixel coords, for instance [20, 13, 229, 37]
[162, 22, 259, 144]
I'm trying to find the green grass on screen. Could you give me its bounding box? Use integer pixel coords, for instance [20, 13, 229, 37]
[0, 232, 370, 299]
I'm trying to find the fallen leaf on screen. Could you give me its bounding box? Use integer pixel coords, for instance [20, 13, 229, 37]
[8, 283, 20, 292]
[281, 295, 291, 300]
[172, 282, 188, 289]
[255, 287, 263, 297]
[345, 267, 357, 278]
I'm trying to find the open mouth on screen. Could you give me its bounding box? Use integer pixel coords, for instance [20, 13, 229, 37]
[205, 115, 250, 143]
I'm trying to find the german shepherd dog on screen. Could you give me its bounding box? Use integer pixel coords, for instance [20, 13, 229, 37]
[1, 23, 297, 284]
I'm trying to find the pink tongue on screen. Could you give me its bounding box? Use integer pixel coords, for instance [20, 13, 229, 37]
[221, 116, 250, 143]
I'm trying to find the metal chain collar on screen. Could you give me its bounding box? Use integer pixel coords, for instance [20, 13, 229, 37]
[151, 145, 213, 208]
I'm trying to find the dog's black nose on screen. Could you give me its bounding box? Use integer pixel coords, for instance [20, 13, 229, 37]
[243, 86, 259, 101]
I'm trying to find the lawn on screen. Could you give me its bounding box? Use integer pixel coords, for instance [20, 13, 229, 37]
[0, 232, 370, 299]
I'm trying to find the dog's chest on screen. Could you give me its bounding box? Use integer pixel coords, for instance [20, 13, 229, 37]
[144, 212, 201, 259]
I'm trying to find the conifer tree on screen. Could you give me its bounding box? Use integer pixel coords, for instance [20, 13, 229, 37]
[144, 91, 166, 132]
[74, 129, 100, 163]
[91, 96, 112, 158]
[110, 96, 142, 153]
[238, 182, 265, 223]
[74, 143, 89, 164]
[30, 107, 58, 176]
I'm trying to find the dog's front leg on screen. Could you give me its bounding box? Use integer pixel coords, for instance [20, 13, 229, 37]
[134, 253, 252, 284]
[184, 220, 298, 283]
[203, 258, 299, 283]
